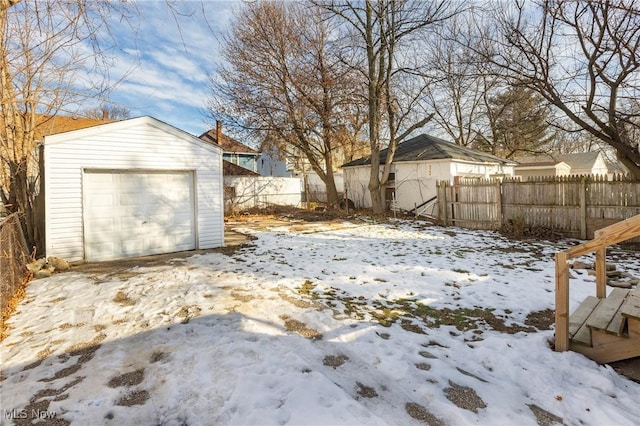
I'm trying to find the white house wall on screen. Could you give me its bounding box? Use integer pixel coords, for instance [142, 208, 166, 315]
[224, 176, 301, 212]
[305, 171, 344, 203]
[344, 160, 514, 211]
[449, 160, 513, 179]
[44, 117, 224, 262]
[343, 166, 372, 208]
[515, 162, 570, 178]
[394, 161, 444, 211]
[573, 153, 608, 176]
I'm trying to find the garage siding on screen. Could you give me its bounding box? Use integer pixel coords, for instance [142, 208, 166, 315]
[44, 117, 224, 262]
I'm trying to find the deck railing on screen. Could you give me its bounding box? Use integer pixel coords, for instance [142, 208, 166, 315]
[555, 214, 640, 352]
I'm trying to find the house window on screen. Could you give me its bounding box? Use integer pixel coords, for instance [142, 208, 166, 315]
[388, 172, 395, 182]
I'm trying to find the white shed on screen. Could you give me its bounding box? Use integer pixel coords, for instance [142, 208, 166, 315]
[44, 116, 224, 262]
[342, 134, 516, 213]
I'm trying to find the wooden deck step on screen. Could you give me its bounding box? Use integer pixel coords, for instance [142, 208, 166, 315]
[568, 288, 632, 347]
[587, 288, 630, 336]
[621, 288, 640, 322]
[569, 296, 600, 346]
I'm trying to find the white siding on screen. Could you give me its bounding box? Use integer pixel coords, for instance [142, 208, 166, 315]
[589, 153, 608, 176]
[306, 172, 344, 203]
[224, 176, 301, 212]
[449, 160, 513, 179]
[345, 160, 515, 212]
[44, 116, 223, 262]
[394, 161, 444, 211]
[343, 166, 371, 208]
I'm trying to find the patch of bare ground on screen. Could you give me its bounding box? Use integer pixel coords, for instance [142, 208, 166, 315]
[356, 382, 378, 398]
[108, 368, 145, 388]
[13, 375, 87, 425]
[405, 402, 445, 425]
[116, 389, 150, 407]
[176, 305, 202, 324]
[610, 356, 640, 384]
[150, 351, 168, 363]
[275, 285, 326, 310]
[113, 290, 136, 306]
[443, 381, 487, 413]
[231, 290, 255, 303]
[280, 315, 323, 340]
[107, 367, 150, 407]
[527, 404, 564, 426]
[524, 309, 554, 330]
[66, 332, 106, 355]
[32, 333, 105, 381]
[415, 362, 431, 371]
[323, 354, 349, 368]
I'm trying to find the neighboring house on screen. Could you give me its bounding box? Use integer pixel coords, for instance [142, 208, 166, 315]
[606, 159, 629, 178]
[199, 124, 302, 213]
[44, 116, 224, 262]
[221, 144, 301, 214]
[342, 134, 516, 212]
[2, 113, 112, 218]
[257, 144, 292, 177]
[34, 113, 112, 137]
[1, 114, 111, 189]
[515, 151, 609, 178]
[200, 122, 260, 173]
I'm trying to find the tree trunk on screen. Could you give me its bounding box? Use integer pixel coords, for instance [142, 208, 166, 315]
[370, 184, 385, 214]
[616, 149, 640, 179]
[325, 173, 340, 206]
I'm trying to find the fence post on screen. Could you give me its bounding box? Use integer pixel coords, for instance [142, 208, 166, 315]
[580, 177, 587, 239]
[442, 181, 448, 226]
[449, 181, 456, 226]
[555, 251, 570, 352]
[495, 179, 503, 230]
[595, 247, 607, 298]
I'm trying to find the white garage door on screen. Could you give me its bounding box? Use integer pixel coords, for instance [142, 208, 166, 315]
[83, 171, 196, 261]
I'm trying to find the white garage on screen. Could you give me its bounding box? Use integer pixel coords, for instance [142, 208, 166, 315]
[44, 116, 224, 262]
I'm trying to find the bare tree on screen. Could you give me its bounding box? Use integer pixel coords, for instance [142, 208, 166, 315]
[0, 1, 134, 252]
[319, 0, 458, 213]
[83, 103, 131, 121]
[425, 9, 496, 147]
[478, 0, 640, 178]
[207, 1, 366, 207]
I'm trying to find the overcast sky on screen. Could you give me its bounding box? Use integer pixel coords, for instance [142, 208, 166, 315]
[99, 1, 236, 136]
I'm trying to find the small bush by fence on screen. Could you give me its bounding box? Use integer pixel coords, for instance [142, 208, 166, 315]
[1, 213, 29, 314]
[437, 175, 640, 240]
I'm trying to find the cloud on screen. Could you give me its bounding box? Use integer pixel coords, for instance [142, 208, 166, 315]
[85, 1, 236, 134]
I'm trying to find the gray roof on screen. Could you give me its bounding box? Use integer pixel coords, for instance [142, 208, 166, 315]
[342, 134, 516, 167]
[516, 151, 601, 169]
[557, 152, 600, 170]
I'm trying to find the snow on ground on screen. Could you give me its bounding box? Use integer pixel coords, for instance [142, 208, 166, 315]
[1, 219, 639, 425]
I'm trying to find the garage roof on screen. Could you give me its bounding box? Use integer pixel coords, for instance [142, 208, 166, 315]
[342, 134, 516, 167]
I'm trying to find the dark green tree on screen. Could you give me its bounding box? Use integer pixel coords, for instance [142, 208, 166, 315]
[475, 86, 554, 159]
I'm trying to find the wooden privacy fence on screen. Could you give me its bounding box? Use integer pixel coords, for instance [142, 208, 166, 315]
[437, 175, 640, 239]
[1, 213, 29, 313]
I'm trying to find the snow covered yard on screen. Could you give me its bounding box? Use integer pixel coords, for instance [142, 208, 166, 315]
[1, 218, 639, 425]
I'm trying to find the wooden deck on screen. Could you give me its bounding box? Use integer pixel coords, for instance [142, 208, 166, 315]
[568, 288, 640, 363]
[555, 214, 640, 363]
